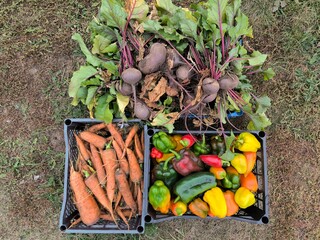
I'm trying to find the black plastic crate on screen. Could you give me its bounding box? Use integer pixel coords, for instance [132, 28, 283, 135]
[59, 118, 148, 234]
[143, 127, 269, 224]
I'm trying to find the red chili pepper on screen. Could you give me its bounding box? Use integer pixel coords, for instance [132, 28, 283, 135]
[199, 155, 230, 168]
[180, 134, 196, 148]
[151, 147, 163, 159]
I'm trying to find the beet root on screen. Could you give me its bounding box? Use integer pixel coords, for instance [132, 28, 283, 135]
[116, 82, 133, 96]
[202, 77, 220, 95]
[134, 100, 151, 120]
[203, 93, 217, 103]
[176, 65, 193, 82]
[121, 67, 142, 85]
[218, 74, 239, 90]
[138, 43, 167, 74]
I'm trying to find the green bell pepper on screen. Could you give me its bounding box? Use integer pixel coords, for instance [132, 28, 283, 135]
[193, 134, 211, 156]
[151, 156, 178, 188]
[220, 166, 240, 189]
[152, 131, 177, 153]
[148, 180, 171, 214]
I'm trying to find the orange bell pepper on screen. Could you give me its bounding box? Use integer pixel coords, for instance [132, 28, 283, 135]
[240, 172, 258, 192]
[223, 190, 239, 217]
[188, 198, 209, 218]
[170, 200, 187, 216]
[243, 152, 257, 177]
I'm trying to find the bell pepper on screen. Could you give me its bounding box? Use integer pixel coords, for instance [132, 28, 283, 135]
[210, 135, 226, 156]
[171, 149, 204, 176]
[234, 187, 256, 209]
[243, 152, 257, 177]
[199, 155, 230, 168]
[221, 166, 240, 189]
[192, 134, 211, 156]
[188, 198, 209, 218]
[223, 190, 239, 217]
[240, 172, 258, 192]
[156, 152, 174, 163]
[151, 147, 163, 159]
[203, 187, 227, 218]
[172, 135, 184, 151]
[148, 180, 171, 214]
[180, 134, 196, 148]
[152, 131, 177, 153]
[151, 156, 178, 188]
[231, 153, 247, 174]
[173, 172, 217, 203]
[170, 200, 187, 216]
[209, 167, 226, 180]
[234, 132, 261, 152]
[207, 210, 215, 217]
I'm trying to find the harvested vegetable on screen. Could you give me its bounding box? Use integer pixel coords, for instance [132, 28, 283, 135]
[79, 131, 107, 149]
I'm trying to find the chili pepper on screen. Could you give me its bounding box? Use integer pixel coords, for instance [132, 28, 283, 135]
[223, 190, 239, 217]
[192, 134, 211, 156]
[203, 187, 227, 218]
[234, 132, 261, 152]
[234, 187, 256, 209]
[173, 172, 217, 203]
[199, 155, 230, 168]
[150, 147, 163, 159]
[151, 156, 178, 189]
[209, 167, 226, 180]
[171, 149, 204, 176]
[170, 200, 187, 216]
[152, 131, 177, 153]
[243, 152, 257, 177]
[231, 153, 247, 174]
[180, 134, 196, 148]
[172, 135, 184, 151]
[220, 166, 240, 189]
[210, 135, 226, 156]
[188, 198, 209, 218]
[240, 172, 258, 192]
[148, 180, 171, 214]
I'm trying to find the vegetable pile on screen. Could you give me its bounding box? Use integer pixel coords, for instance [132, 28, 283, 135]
[149, 130, 261, 218]
[69, 122, 144, 229]
[68, 0, 274, 133]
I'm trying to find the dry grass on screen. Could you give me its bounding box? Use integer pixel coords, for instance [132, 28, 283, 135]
[0, 0, 319, 239]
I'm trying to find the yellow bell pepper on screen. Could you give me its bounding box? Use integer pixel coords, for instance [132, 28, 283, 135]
[234, 187, 256, 209]
[231, 153, 247, 174]
[203, 187, 227, 218]
[156, 135, 184, 163]
[234, 132, 261, 152]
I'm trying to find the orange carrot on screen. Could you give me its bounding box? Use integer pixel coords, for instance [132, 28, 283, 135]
[114, 191, 122, 210]
[100, 143, 118, 203]
[84, 172, 117, 224]
[89, 144, 107, 185]
[134, 134, 144, 163]
[137, 184, 143, 215]
[100, 214, 116, 222]
[140, 131, 144, 151]
[106, 123, 125, 149]
[69, 165, 100, 226]
[126, 148, 142, 183]
[79, 131, 108, 149]
[115, 168, 137, 212]
[124, 125, 140, 148]
[112, 140, 129, 175]
[68, 217, 82, 229]
[74, 133, 90, 160]
[116, 207, 129, 230]
[87, 122, 107, 133]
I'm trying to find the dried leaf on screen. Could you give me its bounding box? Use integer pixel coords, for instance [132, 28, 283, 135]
[191, 77, 204, 106]
[142, 97, 164, 110]
[179, 92, 184, 110]
[166, 85, 179, 97]
[136, 37, 146, 62]
[148, 77, 167, 102]
[139, 72, 161, 98]
[193, 119, 201, 127]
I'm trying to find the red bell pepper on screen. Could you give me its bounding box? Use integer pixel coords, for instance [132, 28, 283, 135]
[151, 147, 163, 159]
[199, 155, 230, 168]
[180, 134, 196, 148]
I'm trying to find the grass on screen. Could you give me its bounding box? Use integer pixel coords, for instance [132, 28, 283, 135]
[0, 0, 319, 239]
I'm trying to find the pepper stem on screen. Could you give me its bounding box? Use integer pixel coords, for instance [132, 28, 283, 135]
[174, 196, 181, 203]
[169, 149, 182, 160]
[201, 134, 206, 146]
[180, 139, 189, 148]
[163, 156, 175, 171]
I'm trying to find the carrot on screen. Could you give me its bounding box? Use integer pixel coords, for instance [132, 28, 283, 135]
[140, 131, 144, 151]
[79, 131, 108, 149]
[126, 148, 142, 183]
[68, 217, 82, 229]
[100, 143, 118, 203]
[89, 144, 107, 185]
[87, 122, 107, 133]
[74, 133, 90, 160]
[114, 191, 122, 210]
[134, 134, 144, 163]
[116, 207, 129, 230]
[100, 214, 116, 222]
[106, 123, 125, 149]
[83, 172, 117, 224]
[121, 125, 140, 158]
[115, 168, 137, 212]
[112, 140, 129, 175]
[69, 165, 100, 226]
[137, 184, 143, 215]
